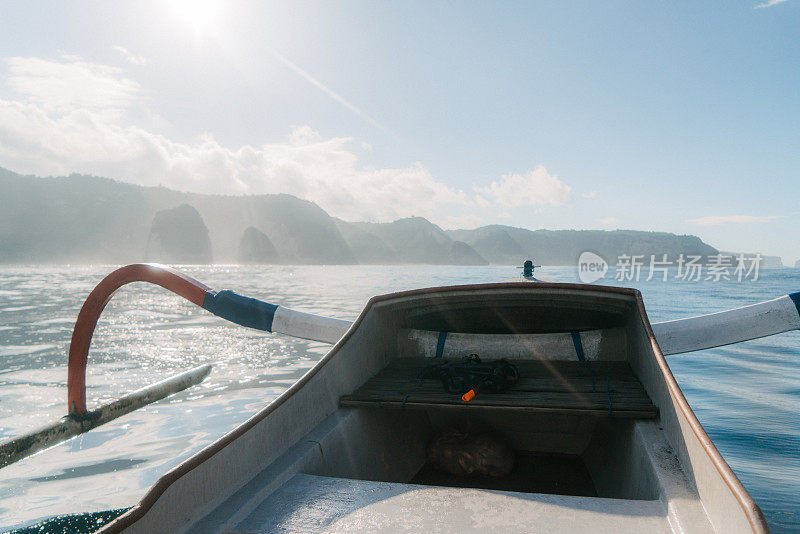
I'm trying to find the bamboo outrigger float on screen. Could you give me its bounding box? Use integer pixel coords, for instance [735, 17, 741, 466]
[4, 264, 799, 533]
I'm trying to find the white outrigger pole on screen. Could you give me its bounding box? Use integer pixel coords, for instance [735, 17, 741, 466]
[0, 365, 211, 468]
[652, 293, 800, 355]
[0, 264, 797, 469]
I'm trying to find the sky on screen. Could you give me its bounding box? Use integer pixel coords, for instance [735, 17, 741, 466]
[0, 1, 798, 263]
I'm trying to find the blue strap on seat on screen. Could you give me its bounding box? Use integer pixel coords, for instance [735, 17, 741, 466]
[435, 331, 448, 358]
[572, 331, 596, 392]
[570, 332, 586, 361]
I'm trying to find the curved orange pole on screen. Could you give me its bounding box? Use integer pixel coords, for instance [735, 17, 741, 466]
[67, 264, 212, 416]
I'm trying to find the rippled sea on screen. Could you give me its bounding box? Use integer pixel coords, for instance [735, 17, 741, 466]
[0, 265, 798, 532]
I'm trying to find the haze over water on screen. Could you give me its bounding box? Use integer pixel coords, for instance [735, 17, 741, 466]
[0, 265, 798, 532]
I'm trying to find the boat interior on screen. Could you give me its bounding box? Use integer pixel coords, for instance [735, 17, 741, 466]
[108, 285, 760, 534]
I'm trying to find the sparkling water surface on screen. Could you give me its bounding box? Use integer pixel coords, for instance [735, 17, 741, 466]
[0, 265, 798, 532]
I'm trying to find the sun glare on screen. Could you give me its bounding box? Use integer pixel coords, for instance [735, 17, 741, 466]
[169, 0, 221, 33]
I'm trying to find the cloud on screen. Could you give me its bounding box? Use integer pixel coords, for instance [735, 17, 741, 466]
[754, 0, 791, 8]
[0, 102, 467, 221]
[477, 166, 571, 207]
[0, 55, 578, 225]
[0, 57, 466, 222]
[473, 194, 490, 208]
[582, 191, 597, 199]
[112, 46, 148, 66]
[687, 215, 779, 225]
[4, 55, 139, 115]
[598, 216, 619, 226]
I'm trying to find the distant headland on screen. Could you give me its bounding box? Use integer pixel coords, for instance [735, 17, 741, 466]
[0, 168, 784, 267]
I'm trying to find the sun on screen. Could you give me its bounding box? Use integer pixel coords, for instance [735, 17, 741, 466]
[168, 0, 221, 33]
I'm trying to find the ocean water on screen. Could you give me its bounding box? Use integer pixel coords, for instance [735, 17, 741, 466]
[0, 265, 798, 532]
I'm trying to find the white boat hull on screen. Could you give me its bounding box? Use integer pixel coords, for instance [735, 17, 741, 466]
[97, 283, 769, 534]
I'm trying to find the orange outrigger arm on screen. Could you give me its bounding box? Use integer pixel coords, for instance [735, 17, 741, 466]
[67, 264, 211, 416]
[66, 263, 350, 417]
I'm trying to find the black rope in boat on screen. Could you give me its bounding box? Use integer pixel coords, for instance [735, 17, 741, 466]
[423, 354, 519, 402]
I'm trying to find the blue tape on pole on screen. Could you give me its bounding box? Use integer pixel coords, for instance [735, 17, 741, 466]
[570, 331, 586, 362]
[789, 292, 800, 316]
[435, 331, 448, 358]
[202, 290, 278, 332]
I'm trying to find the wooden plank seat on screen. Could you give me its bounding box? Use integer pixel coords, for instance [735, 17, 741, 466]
[340, 358, 658, 418]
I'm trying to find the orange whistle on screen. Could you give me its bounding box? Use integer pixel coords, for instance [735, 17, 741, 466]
[461, 389, 476, 402]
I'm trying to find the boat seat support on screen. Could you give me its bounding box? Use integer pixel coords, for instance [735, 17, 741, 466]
[340, 358, 658, 418]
